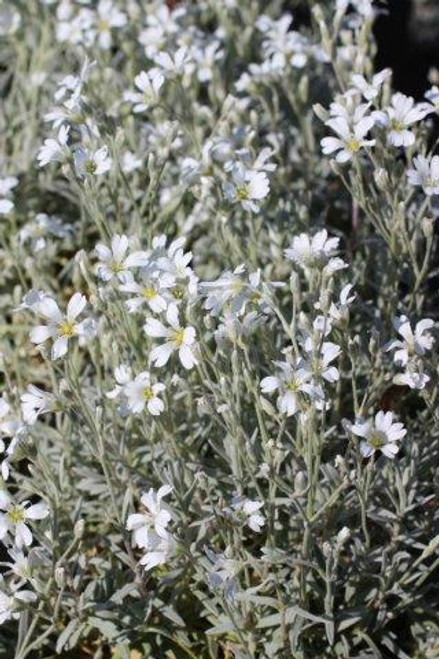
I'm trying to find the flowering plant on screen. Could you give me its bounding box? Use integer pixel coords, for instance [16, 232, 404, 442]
[0, 1, 438, 657]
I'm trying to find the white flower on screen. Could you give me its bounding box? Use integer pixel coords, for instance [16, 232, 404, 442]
[106, 365, 131, 400]
[386, 316, 435, 367]
[206, 547, 240, 602]
[285, 230, 346, 272]
[256, 14, 310, 69]
[193, 41, 224, 83]
[156, 238, 197, 288]
[321, 112, 375, 162]
[0, 199, 13, 215]
[138, 5, 181, 58]
[124, 372, 165, 416]
[37, 125, 70, 167]
[17, 289, 49, 312]
[260, 360, 320, 416]
[54, 57, 94, 103]
[144, 304, 197, 370]
[121, 151, 142, 173]
[0, 397, 26, 481]
[231, 496, 264, 532]
[74, 145, 112, 177]
[0, 176, 18, 215]
[223, 164, 270, 213]
[29, 292, 96, 360]
[350, 411, 407, 459]
[201, 265, 262, 317]
[0, 397, 18, 440]
[138, 532, 174, 571]
[126, 485, 172, 548]
[20, 385, 58, 425]
[329, 284, 356, 326]
[373, 93, 432, 147]
[349, 69, 391, 102]
[6, 549, 33, 581]
[407, 155, 439, 196]
[94, 234, 149, 283]
[0, 582, 36, 625]
[0, 493, 48, 549]
[307, 341, 341, 384]
[393, 371, 430, 391]
[119, 270, 171, 314]
[89, 0, 126, 50]
[154, 46, 192, 77]
[124, 69, 164, 113]
[19, 213, 72, 252]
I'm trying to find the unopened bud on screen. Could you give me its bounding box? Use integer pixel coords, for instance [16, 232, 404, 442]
[422, 217, 434, 239]
[336, 526, 351, 546]
[374, 168, 389, 191]
[294, 470, 307, 494]
[55, 566, 65, 588]
[74, 519, 85, 539]
[313, 103, 329, 123]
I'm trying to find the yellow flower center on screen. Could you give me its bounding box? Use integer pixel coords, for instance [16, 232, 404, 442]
[426, 177, 439, 189]
[347, 139, 361, 153]
[7, 506, 25, 525]
[142, 386, 154, 400]
[369, 431, 386, 449]
[110, 261, 124, 273]
[97, 20, 109, 33]
[236, 185, 250, 200]
[58, 321, 76, 338]
[390, 119, 405, 132]
[285, 379, 299, 392]
[173, 329, 185, 346]
[142, 286, 157, 300]
[85, 160, 97, 175]
[172, 285, 184, 300]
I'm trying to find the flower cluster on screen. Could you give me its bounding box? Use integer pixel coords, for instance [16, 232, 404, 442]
[0, 0, 438, 657]
[126, 485, 175, 571]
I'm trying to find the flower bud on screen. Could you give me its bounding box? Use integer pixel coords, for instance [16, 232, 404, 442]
[55, 566, 65, 588]
[374, 168, 389, 191]
[74, 519, 85, 539]
[336, 526, 351, 546]
[294, 470, 307, 494]
[422, 217, 434, 239]
[313, 103, 329, 123]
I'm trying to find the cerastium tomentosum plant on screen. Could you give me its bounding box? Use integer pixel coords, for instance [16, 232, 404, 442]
[0, 0, 438, 657]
